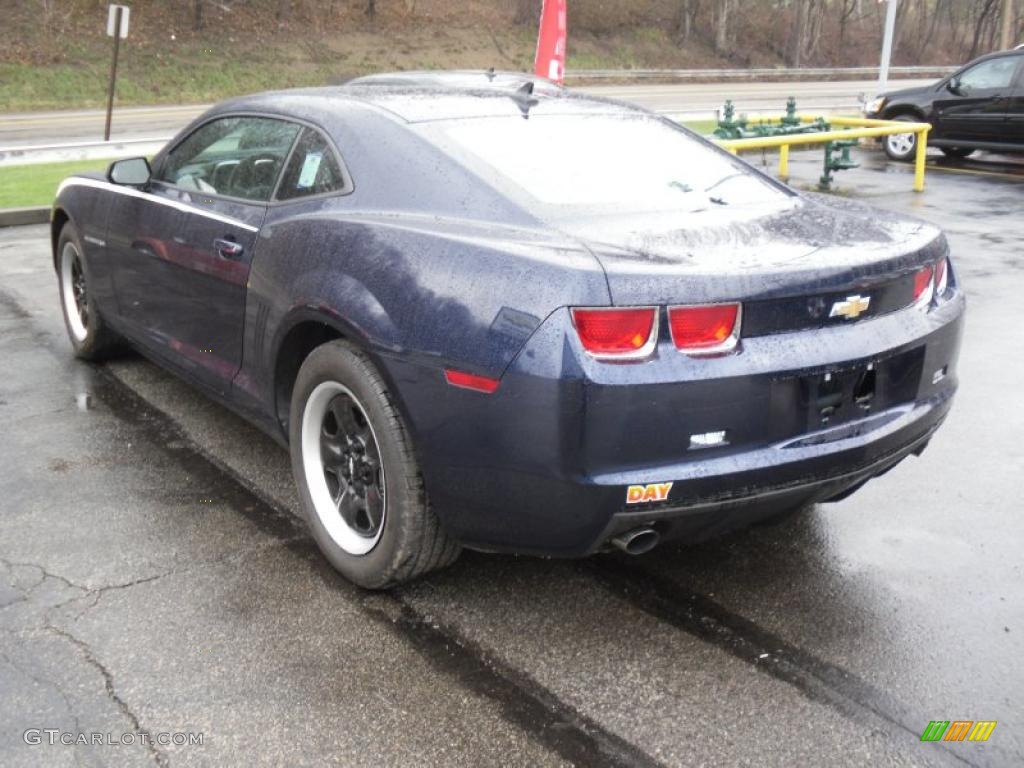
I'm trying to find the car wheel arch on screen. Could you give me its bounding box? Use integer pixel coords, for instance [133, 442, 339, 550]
[270, 308, 409, 442]
[884, 106, 928, 123]
[51, 208, 71, 270]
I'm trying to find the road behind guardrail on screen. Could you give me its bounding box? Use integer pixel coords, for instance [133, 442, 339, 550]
[566, 65, 956, 81]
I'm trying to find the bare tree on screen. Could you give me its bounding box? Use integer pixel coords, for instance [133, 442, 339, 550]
[923, 0, 948, 51]
[514, 0, 538, 26]
[1001, 0, 1015, 48]
[969, 0, 999, 57]
[789, 0, 806, 67]
[714, 0, 731, 53]
[676, 0, 701, 44]
[40, 0, 55, 28]
[838, 0, 858, 49]
[803, 0, 824, 63]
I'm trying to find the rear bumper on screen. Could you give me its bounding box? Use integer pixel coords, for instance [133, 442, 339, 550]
[385, 289, 964, 557]
[591, 393, 949, 549]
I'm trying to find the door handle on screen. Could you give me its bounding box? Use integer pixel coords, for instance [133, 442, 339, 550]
[214, 238, 244, 260]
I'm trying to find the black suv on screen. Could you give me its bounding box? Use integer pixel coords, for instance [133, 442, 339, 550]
[865, 49, 1024, 160]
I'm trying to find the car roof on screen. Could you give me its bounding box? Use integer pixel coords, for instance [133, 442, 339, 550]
[963, 49, 1024, 66]
[211, 71, 647, 125]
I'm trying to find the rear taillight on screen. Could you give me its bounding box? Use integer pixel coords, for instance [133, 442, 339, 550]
[571, 307, 658, 359]
[913, 265, 934, 305]
[668, 303, 741, 354]
[934, 258, 949, 298]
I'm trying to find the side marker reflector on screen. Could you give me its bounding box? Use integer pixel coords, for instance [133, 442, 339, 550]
[445, 369, 501, 394]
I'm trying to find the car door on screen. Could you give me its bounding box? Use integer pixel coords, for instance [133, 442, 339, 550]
[1006, 56, 1024, 143]
[109, 115, 301, 394]
[933, 55, 1021, 141]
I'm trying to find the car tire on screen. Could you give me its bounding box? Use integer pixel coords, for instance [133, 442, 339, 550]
[940, 146, 975, 159]
[882, 115, 920, 162]
[57, 221, 125, 360]
[289, 339, 460, 589]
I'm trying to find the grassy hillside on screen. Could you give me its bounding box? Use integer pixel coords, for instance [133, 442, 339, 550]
[0, 0, 955, 112]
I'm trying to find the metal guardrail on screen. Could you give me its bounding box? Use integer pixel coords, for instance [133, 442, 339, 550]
[0, 136, 170, 167]
[716, 114, 932, 192]
[0, 136, 169, 153]
[567, 66, 957, 81]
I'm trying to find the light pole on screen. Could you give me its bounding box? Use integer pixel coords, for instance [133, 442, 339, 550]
[878, 0, 898, 93]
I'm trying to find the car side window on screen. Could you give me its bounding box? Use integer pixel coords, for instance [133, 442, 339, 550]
[158, 116, 301, 202]
[275, 128, 347, 201]
[958, 57, 1019, 91]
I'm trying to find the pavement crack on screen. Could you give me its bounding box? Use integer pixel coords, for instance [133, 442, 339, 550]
[94, 571, 174, 597]
[4, 536, 307, 630]
[0, 556, 88, 595]
[0, 554, 180, 624]
[45, 624, 170, 768]
[53, 572, 175, 624]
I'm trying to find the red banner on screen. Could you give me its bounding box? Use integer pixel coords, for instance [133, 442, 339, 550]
[533, 0, 567, 84]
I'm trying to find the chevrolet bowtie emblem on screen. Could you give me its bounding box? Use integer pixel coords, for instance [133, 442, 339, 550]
[829, 295, 871, 320]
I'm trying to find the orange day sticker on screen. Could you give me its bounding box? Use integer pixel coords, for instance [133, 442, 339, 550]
[626, 483, 673, 504]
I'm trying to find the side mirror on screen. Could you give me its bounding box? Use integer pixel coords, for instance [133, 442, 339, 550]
[946, 77, 964, 96]
[107, 157, 151, 186]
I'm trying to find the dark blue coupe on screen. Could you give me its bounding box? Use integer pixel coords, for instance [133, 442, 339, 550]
[52, 71, 964, 587]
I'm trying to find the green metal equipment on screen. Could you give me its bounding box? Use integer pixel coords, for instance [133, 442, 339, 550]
[820, 139, 859, 189]
[713, 98, 858, 190]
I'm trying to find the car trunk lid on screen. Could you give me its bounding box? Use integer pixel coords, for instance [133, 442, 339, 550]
[556, 194, 947, 335]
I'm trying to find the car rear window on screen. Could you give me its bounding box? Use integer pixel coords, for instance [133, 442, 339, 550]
[425, 114, 787, 215]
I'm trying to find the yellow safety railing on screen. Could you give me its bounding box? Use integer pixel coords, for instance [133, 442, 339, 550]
[714, 114, 932, 192]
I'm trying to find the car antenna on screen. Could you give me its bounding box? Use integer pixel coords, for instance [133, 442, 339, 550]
[511, 80, 538, 119]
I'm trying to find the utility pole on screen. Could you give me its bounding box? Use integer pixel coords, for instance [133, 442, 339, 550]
[104, 5, 130, 141]
[878, 0, 898, 92]
[1001, 0, 1015, 50]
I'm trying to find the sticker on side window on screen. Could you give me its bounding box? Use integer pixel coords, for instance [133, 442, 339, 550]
[297, 151, 323, 189]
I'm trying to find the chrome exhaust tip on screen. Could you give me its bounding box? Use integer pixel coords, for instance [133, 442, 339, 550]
[610, 527, 660, 556]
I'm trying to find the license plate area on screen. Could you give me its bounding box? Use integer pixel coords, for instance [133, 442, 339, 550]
[796, 347, 925, 430]
[802, 364, 875, 428]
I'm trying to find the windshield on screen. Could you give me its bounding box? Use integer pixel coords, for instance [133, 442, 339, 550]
[423, 114, 788, 216]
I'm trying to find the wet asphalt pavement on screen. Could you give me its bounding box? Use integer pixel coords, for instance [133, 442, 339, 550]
[1, 147, 1022, 767]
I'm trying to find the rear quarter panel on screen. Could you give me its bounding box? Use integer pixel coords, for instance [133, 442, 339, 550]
[241, 203, 610, 441]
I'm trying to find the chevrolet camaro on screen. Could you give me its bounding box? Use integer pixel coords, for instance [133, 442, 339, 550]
[51, 71, 965, 587]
